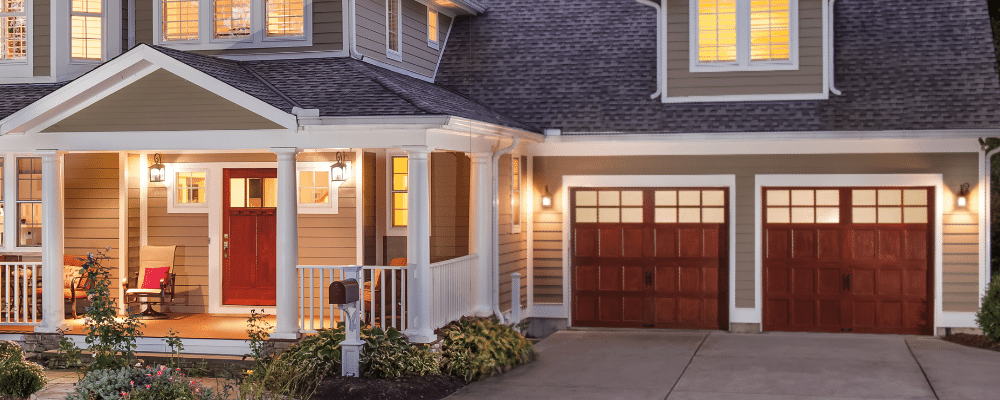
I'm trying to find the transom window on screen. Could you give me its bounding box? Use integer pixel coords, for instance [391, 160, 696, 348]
[229, 177, 277, 208]
[764, 188, 930, 225]
[692, 0, 796, 71]
[72, 0, 103, 60]
[385, 0, 401, 60]
[654, 190, 726, 224]
[0, 0, 27, 61]
[766, 189, 839, 224]
[391, 156, 407, 227]
[160, 0, 307, 47]
[852, 189, 928, 224]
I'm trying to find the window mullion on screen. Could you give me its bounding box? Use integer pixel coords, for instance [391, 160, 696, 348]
[200, 0, 210, 44]
[737, 0, 750, 67]
[253, 0, 264, 42]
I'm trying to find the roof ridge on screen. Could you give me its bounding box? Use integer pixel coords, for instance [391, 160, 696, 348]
[237, 62, 302, 109]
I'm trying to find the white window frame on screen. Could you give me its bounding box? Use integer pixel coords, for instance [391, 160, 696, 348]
[689, 0, 799, 73]
[0, 0, 30, 78]
[13, 156, 42, 248]
[296, 162, 340, 214]
[154, 0, 313, 50]
[385, 0, 402, 61]
[70, 0, 105, 62]
[165, 165, 212, 213]
[426, 8, 439, 50]
[385, 151, 432, 237]
[510, 154, 522, 234]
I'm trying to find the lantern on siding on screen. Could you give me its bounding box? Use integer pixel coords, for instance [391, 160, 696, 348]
[330, 152, 348, 183]
[149, 153, 166, 183]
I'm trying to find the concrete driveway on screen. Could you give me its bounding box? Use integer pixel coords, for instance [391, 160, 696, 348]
[446, 330, 1000, 400]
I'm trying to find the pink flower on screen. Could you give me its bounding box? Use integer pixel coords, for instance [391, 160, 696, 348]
[145, 385, 151, 389]
[129, 380, 134, 386]
[157, 371, 163, 376]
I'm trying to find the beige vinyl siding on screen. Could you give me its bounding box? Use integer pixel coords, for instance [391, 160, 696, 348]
[665, 0, 824, 97]
[134, 0, 153, 44]
[42, 69, 282, 133]
[297, 152, 359, 267]
[147, 183, 209, 313]
[430, 152, 470, 263]
[122, 1, 129, 51]
[363, 152, 376, 265]
[498, 154, 527, 312]
[127, 154, 141, 287]
[194, 0, 344, 56]
[354, 0, 450, 78]
[532, 153, 979, 312]
[63, 153, 121, 299]
[33, 0, 50, 76]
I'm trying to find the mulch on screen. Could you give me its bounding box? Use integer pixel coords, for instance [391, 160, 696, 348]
[941, 333, 1000, 352]
[312, 374, 466, 400]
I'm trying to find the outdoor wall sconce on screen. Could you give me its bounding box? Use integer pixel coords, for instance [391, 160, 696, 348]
[957, 183, 970, 208]
[148, 153, 166, 183]
[330, 152, 349, 183]
[541, 186, 553, 209]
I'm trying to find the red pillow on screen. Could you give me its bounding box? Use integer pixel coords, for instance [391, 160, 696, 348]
[140, 267, 170, 289]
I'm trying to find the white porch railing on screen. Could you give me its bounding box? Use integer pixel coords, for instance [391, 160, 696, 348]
[428, 254, 478, 331]
[297, 265, 408, 333]
[1, 263, 41, 325]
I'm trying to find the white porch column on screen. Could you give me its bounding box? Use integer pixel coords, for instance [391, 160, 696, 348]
[272, 147, 300, 340]
[469, 153, 492, 316]
[403, 146, 435, 343]
[36, 150, 65, 333]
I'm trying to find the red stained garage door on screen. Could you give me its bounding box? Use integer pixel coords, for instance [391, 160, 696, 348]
[571, 188, 728, 329]
[763, 188, 933, 335]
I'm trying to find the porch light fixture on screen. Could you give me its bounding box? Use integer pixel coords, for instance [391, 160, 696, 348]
[149, 153, 166, 183]
[957, 183, 970, 208]
[541, 186, 553, 209]
[330, 152, 348, 183]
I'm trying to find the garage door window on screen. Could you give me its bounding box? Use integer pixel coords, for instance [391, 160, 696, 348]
[655, 190, 725, 223]
[575, 190, 643, 223]
[766, 189, 839, 224]
[852, 189, 928, 224]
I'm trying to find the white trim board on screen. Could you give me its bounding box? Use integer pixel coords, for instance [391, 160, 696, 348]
[754, 174, 955, 334]
[560, 175, 738, 326]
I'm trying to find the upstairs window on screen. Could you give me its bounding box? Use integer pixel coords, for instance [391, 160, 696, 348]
[0, 0, 27, 61]
[163, 0, 199, 41]
[692, 0, 796, 72]
[160, 0, 308, 48]
[265, 0, 304, 37]
[214, 0, 251, 39]
[72, 0, 103, 60]
[426, 9, 438, 49]
[385, 0, 401, 60]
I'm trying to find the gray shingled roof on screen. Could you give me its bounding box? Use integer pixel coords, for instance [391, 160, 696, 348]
[0, 83, 67, 120]
[435, 0, 1000, 133]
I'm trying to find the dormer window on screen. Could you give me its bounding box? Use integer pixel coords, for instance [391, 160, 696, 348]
[72, 0, 103, 60]
[691, 0, 797, 72]
[427, 9, 439, 49]
[1, 0, 27, 60]
[386, 0, 401, 60]
[158, 0, 309, 49]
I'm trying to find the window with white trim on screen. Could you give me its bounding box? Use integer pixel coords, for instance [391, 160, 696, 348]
[385, 0, 401, 60]
[16, 157, 41, 247]
[692, 0, 796, 72]
[166, 166, 210, 213]
[426, 9, 438, 49]
[71, 0, 103, 60]
[510, 156, 521, 231]
[159, 0, 307, 48]
[0, 159, 4, 247]
[0, 0, 27, 61]
[390, 156, 407, 227]
[296, 162, 341, 214]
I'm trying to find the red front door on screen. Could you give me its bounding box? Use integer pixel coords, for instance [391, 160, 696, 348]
[222, 169, 277, 306]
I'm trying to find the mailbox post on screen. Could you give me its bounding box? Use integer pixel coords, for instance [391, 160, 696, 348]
[330, 266, 363, 377]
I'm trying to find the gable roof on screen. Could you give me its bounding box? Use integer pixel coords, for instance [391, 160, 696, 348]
[0, 83, 66, 120]
[436, 0, 1000, 134]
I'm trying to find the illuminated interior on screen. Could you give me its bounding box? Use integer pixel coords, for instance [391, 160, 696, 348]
[71, 0, 103, 60]
[698, 0, 791, 64]
[1, 1, 26, 60]
[750, 0, 790, 61]
[266, 0, 304, 37]
[17, 158, 41, 247]
[214, 0, 251, 39]
[299, 170, 330, 204]
[427, 10, 438, 43]
[176, 172, 207, 204]
[387, 0, 400, 52]
[511, 157, 520, 225]
[392, 156, 408, 227]
[698, 0, 737, 63]
[163, 0, 200, 41]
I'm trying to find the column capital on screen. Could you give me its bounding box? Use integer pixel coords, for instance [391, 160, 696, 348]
[271, 147, 301, 158]
[35, 149, 61, 158]
[400, 146, 434, 158]
[470, 152, 491, 162]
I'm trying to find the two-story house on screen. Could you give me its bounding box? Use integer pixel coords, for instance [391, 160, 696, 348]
[0, 0, 996, 351]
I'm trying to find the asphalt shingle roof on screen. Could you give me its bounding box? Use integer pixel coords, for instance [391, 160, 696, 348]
[435, 0, 1000, 133]
[0, 83, 66, 120]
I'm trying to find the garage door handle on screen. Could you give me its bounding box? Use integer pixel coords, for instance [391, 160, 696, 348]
[843, 274, 851, 291]
[645, 271, 653, 286]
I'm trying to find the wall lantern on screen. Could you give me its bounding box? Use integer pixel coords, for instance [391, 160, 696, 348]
[957, 183, 970, 208]
[541, 186, 553, 209]
[330, 152, 349, 183]
[149, 153, 166, 183]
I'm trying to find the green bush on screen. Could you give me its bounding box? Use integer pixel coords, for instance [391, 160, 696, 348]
[440, 317, 532, 382]
[67, 365, 215, 400]
[66, 367, 144, 400]
[0, 341, 46, 399]
[977, 274, 1000, 342]
[81, 249, 144, 371]
[361, 325, 440, 379]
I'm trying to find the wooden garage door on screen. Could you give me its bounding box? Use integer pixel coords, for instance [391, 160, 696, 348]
[572, 188, 728, 329]
[763, 188, 933, 335]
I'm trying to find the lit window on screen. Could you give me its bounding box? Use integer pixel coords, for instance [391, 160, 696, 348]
[391, 156, 407, 227]
[298, 170, 330, 204]
[17, 158, 41, 247]
[266, 0, 304, 37]
[694, 0, 795, 70]
[511, 157, 521, 227]
[0, 0, 27, 60]
[214, 0, 251, 39]
[163, 0, 199, 41]
[71, 0, 103, 60]
[229, 177, 276, 208]
[176, 171, 206, 204]
[0, 159, 4, 247]
[386, 0, 401, 59]
[427, 9, 438, 48]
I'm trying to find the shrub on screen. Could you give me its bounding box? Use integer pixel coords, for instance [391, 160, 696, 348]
[0, 341, 46, 399]
[81, 249, 144, 371]
[361, 325, 440, 379]
[440, 317, 532, 382]
[68, 365, 215, 400]
[66, 367, 145, 400]
[977, 274, 1000, 342]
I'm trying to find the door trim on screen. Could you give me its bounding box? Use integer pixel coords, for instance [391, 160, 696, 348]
[561, 175, 737, 328]
[754, 174, 944, 334]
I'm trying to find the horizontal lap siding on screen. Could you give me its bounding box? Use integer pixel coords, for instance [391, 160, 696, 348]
[532, 153, 979, 312]
[147, 184, 209, 313]
[498, 155, 527, 313]
[64, 153, 121, 298]
[134, 0, 152, 44]
[355, 0, 446, 78]
[33, 0, 50, 76]
[666, 0, 824, 97]
[127, 154, 141, 291]
[194, 0, 344, 56]
[430, 152, 470, 263]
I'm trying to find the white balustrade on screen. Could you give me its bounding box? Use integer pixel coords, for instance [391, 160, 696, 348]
[428, 254, 478, 331]
[1, 263, 42, 325]
[297, 265, 408, 333]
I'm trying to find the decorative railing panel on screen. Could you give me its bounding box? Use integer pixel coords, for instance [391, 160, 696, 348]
[1, 263, 41, 325]
[428, 254, 478, 331]
[297, 265, 407, 333]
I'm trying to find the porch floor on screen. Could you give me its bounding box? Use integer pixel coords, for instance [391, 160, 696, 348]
[0, 313, 282, 340]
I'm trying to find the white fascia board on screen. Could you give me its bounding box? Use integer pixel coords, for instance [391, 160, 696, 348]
[663, 93, 828, 103]
[0, 45, 296, 135]
[529, 133, 989, 156]
[215, 50, 350, 61]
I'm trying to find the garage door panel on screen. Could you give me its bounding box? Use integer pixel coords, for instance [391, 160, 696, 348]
[704, 228, 720, 257]
[819, 300, 842, 326]
[793, 230, 816, 259]
[576, 265, 599, 291]
[878, 230, 902, 261]
[623, 296, 644, 322]
[655, 265, 677, 292]
[878, 301, 903, 328]
[599, 265, 622, 291]
[904, 229, 927, 260]
[793, 267, 815, 295]
[575, 228, 598, 257]
[817, 229, 841, 259]
[853, 268, 875, 295]
[624, 228, 644, 258]
[794, 300, 815, 325]
[768, 299, 790, 326]
[767, 229, 790, 259]
[877, 269, 902, 296]
[905, 270, 925, 296]
[851, 230, 877, 260]
[656, 298, 677, 323]
[575, 295, 597, 322]
[853, 301, 876, 327]
[817, 267, 841, 294]
[623, 265, 644, 292]
[679, 228, 703, 257]
[600, 228, 622, 257]
[600, 296, 623, 322]
[767, 265, 791, 294]
[656, 228, 677, 257]
[705, 298, 719, 323]
[679, 266, 702, 293]
[703, 265, 720, 294]
[678, 298, 701, 322]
